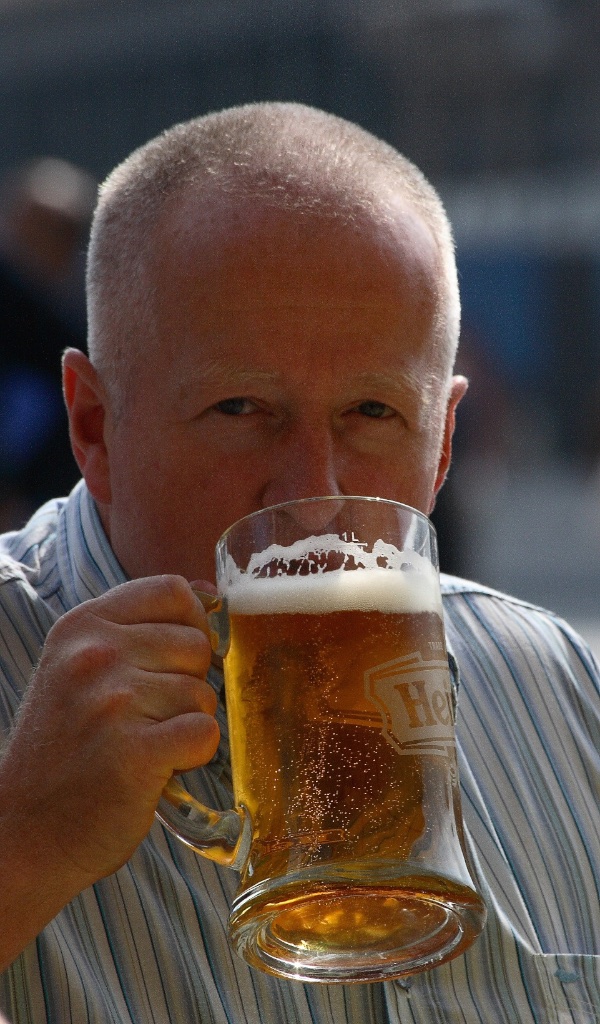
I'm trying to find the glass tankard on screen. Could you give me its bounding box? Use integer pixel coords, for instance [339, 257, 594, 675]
[156, 497, 487, 982]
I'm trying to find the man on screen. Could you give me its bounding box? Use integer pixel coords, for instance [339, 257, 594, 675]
[0, 103, 597, 1023]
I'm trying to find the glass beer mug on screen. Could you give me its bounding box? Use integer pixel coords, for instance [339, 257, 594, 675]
[156, 497, 487, 982]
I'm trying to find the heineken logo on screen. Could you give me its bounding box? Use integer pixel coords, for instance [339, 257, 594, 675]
[364, 651, 455, 757]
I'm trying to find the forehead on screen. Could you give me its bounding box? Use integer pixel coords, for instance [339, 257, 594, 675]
[156, 183, 439, 288]
[141, 188, 445, 384]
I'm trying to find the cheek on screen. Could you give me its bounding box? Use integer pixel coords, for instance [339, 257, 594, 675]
[108, 429, 186, 536]
[378, 437, 444, 514]
[116, 425, 195, 490]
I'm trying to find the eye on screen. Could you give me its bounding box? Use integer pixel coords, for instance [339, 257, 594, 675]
[214, 397, 257, 416]
[355, 400, 395, 419]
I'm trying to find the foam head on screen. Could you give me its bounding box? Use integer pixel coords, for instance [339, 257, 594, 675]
[222, 536, 441, 615]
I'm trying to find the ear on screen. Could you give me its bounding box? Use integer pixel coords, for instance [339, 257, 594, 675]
[429, 375, 468, 512]
[62, 348, 112, 505]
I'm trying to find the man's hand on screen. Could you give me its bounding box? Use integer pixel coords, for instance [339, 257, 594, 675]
[0, 575, 219, 968]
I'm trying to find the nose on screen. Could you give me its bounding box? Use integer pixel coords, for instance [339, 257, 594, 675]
[260, 421, 344, 514]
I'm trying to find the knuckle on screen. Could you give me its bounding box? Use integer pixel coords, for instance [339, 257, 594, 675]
[99, 685, 136, 723]
[46, 610, 121, 680]
[69, 635, 121, 680]
[155, 575, 196, 616]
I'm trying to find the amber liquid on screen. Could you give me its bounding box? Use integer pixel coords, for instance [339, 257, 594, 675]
[224, 606, 486, 979]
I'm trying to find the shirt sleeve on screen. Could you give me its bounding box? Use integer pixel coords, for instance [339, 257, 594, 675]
[0, 573, 57, 737]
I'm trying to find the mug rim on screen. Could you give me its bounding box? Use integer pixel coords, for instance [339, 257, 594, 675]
[216, 495, 433, 550]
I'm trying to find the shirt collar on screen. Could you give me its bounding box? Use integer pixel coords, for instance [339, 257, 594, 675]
[56, 480, 128, 609]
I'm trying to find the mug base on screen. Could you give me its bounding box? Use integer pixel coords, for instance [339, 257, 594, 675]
[229, 875, 486, 983]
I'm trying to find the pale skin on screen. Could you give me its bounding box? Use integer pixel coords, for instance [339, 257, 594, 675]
[0, 190, 466, 970]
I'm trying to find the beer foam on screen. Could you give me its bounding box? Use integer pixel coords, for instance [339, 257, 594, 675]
[224, 549, 441, 616]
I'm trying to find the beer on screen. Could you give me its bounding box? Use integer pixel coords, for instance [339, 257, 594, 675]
[223, 565, 486, 978]
[157, 499, 486, 981]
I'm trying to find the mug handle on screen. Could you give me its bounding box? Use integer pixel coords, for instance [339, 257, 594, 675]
[154, 592, 251, 869]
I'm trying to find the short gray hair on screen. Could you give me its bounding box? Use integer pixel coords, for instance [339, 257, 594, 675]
[86, 102, 460, 408]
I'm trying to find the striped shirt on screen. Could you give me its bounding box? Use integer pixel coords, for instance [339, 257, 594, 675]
[0, 481, 598, 1024]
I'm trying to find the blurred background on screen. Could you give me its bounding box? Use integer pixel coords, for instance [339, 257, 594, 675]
[1, 0, 600, 647]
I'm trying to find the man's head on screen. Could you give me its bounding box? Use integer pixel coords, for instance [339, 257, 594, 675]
[63, 101, 467, 583]
[85, 102, 460, 410]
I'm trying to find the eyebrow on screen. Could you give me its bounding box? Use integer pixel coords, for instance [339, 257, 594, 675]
[349, 370, 435, 404]
[173, 360, 280, 398]
[350, 369, 442, 432]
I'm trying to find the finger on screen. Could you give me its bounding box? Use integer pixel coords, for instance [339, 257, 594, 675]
[120, 622, 213, 676]
[150, 711, 221, 775]
[93, 660, 219, 722]
[89, 576, 212, 629]
[134, 673, 218, 722]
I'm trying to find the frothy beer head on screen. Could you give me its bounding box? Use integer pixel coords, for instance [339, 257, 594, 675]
[224, 537, 441, 616]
